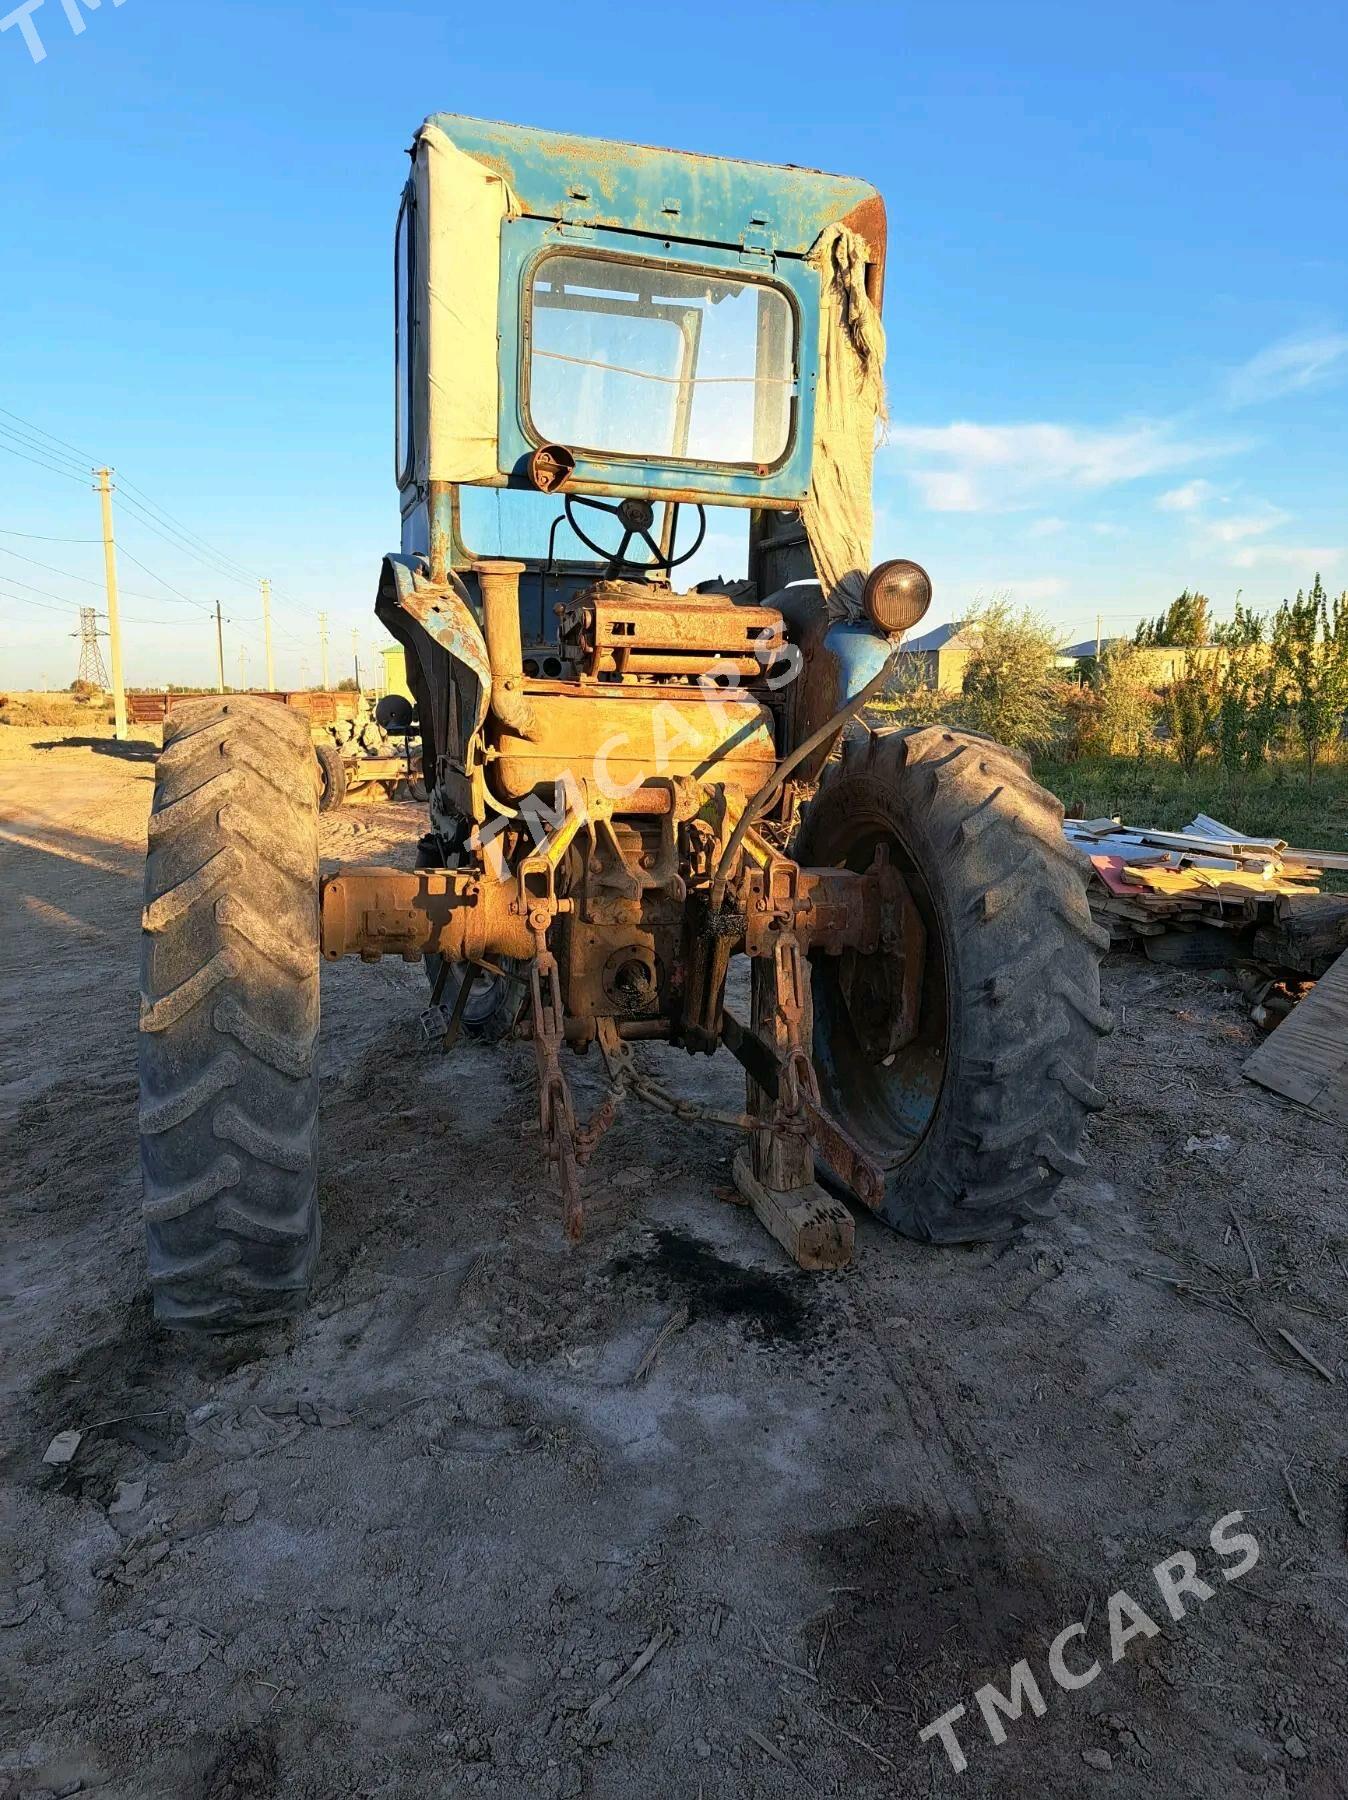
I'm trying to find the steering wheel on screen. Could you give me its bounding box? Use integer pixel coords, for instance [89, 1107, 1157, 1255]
[564, 493, 707, 578]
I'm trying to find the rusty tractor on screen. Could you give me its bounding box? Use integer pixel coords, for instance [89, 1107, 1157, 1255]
[137, 114, 1109, 1326]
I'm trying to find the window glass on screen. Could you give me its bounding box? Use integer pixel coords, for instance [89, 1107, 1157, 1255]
[394, 197, 413, 482]
[527, 255, 796, 469]
[458, 490, 749, 593]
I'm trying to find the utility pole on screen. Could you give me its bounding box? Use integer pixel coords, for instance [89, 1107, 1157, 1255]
[1095, 612, 1101, 659]
[238, 646, 248, 692]
[214, 601, 226, 694]
[93, 468, 127, 740]
[318, 612, 330, 691]
[351, 626, 361, 694]
[261, 579, 275, 691]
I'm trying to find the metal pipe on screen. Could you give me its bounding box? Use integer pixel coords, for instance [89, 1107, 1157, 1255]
[476, 558, 537, 738]
[709, 648, 899, 909]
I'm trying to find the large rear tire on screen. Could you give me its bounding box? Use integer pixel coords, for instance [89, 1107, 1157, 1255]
[795, 725, 1111, 1243]
[138, 695, 321, 1328]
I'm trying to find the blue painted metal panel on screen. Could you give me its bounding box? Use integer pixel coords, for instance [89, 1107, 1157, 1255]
[425, 113, 879, 256]
[823, 621, 893, 702]
[496, 218, 819, 506]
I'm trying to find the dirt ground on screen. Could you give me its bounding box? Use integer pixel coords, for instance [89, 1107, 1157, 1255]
[2, 725, 1346, 1800]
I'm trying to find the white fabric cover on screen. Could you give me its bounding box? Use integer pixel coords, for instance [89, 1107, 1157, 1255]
[800, 226, 888, 622]
[414, 121, 518, 485]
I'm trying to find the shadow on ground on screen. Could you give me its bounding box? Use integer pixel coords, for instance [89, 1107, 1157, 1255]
[32, 736, 158, 762]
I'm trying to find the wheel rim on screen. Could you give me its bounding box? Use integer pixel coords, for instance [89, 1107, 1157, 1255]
[809, 816, 951, 1171]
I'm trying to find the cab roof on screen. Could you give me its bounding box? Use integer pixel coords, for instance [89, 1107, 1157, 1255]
[422, 112, 885, 271]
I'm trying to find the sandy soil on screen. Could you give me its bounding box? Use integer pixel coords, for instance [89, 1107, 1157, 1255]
[2, 727, 1345, 1800]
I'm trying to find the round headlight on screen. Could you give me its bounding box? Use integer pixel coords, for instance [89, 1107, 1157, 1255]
[863, 559, 933, 635]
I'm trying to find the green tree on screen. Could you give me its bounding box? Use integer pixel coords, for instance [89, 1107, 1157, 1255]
[1093, 641, 1158, 754]
[959, 600, 1068, 750]
[1212, 604, 1279, 773]
[1158, 656, 1220, 771]
[1134, 589, 1212, 648]
[1272, 574, 1348, 779]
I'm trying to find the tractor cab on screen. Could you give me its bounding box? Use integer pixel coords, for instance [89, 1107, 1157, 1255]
[376, 114, 927, 831]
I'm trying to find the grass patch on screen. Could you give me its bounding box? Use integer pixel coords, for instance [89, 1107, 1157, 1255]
[1032, 752, 1348, 852]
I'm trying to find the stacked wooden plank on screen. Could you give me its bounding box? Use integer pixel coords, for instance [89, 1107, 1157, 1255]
[1243, 941, 1348, 1124]
[1064, 813, 1332, 947]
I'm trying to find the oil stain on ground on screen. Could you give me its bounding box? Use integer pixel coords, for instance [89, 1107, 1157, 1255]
[607, 1226, 816, 1346]
[811, 1503, 1068, 1704]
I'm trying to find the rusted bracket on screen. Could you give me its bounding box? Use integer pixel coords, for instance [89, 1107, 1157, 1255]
[721, 1007, 885, 1213]
[577, 1018, 632, 1163]
[530, 949, 583, 1242]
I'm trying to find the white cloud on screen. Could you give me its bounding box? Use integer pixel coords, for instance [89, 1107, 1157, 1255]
[1026, 516, 1066, 538]
[887, 420, 1233, 514]
[1225, 331, 1348, 407]
[1202, 505, 1289, 545]
[1157, 479, 1215, 512]
[1227, 542, 1342, 573]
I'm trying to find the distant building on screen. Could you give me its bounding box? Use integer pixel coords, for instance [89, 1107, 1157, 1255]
[1061, 636, 1127, 660]
[893, 619, 983, 692]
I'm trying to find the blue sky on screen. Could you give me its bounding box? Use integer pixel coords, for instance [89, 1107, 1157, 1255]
[1, 0, 1344, 687]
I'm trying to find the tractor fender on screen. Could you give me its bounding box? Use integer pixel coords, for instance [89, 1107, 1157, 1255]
[376, 553, 491, 737]
[772, 582, 891, 777]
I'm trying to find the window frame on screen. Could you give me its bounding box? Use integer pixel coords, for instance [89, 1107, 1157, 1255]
[394, 187, 416, 489]
[521, 245, 800, 476]
[497, 219, 820, 508]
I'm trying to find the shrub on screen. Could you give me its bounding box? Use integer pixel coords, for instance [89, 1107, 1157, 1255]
[1158, 657, 1221, 771]
[1272, 574, 1348, 780]
[871, 664, 955, 730]
[958, 600, 1069, 751]
[1093, 642, 1158, 755]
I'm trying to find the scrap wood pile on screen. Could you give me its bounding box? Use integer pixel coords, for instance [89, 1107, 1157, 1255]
[1064, 812, 1348, 980]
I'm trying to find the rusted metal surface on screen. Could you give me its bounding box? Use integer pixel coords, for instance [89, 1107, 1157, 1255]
[840, 192, 888, 308]
[722, 957, 885, 1214]
[526, 443, 576, 493]
[837, 854, 927, 1062]
[319, 866, 534, 965]
[741, 860, 882, 958]
[141, 690, 361, 727]
[491, 687, 775, 803]
[427, 111, 881, 259]
[476, 559, 538, 739]
[557, 583, 786, 680]
[529, 950, 583, 1240]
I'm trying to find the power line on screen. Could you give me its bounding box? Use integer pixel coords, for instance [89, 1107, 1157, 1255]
[0, 526, 101, 544]
[1, 580, 192, 628]
[114, 545, 214, 614]
[0, 542, 207, 610]
[0, 568, 95, 606]
[0, 419, 89, 477]
[116, 474, 264, 588]
[0, 587, 81, 617]
[0, 404, 94, 466]
[0, 405, 270, 603]
[0, 436, 89, 486]
[0, 409, 317, 644]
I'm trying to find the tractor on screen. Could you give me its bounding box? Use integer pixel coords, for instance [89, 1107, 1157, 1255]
[137, 114, 1109, 1326]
